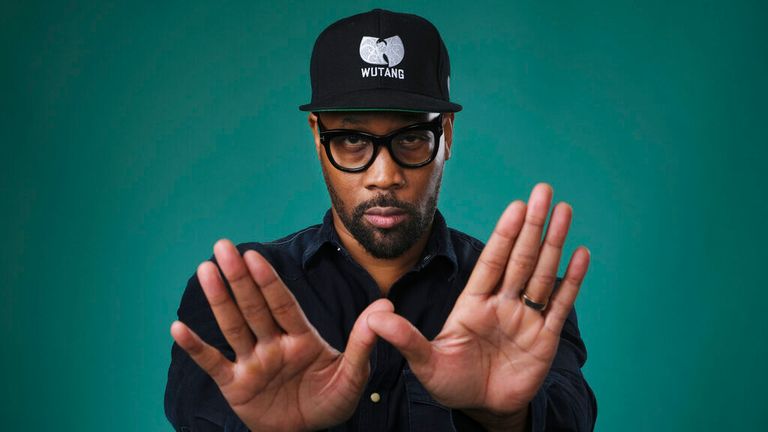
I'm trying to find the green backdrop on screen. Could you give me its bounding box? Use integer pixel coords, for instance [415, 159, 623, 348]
[2, 1, 766, 430]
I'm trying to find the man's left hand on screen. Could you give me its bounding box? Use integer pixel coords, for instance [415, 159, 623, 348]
[367, 183, 591, 431]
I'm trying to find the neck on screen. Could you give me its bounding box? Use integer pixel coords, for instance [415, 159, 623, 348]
[332, 210, 432, 296]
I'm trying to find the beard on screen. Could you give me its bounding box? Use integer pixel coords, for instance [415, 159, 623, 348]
[323, 171, 441, 259]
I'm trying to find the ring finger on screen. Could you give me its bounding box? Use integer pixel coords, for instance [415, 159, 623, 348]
[522, 202, 572, 308]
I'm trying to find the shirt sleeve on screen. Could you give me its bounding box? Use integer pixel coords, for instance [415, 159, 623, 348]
[164, 268, 250, 432]
[527, 306, 597, 431]
[451, 306, 597, 432]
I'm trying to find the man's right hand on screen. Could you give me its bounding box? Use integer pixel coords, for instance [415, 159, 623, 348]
[170, 239, 390, 432]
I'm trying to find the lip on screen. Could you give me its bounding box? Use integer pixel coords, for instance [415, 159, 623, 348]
[364, 207, 408, 228]
[365, 206, 406, 216]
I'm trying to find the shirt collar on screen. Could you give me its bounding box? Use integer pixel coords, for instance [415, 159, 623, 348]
[302, 208, 458, 277]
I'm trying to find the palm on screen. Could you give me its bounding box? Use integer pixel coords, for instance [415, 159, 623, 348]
[171, 240, 390, 432]
[422, 295, 558, 413]
[368, 184, 591, 420]
[221, 331, 353, 430]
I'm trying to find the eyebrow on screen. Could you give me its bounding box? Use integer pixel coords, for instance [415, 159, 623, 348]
[340, 116, 365, 128]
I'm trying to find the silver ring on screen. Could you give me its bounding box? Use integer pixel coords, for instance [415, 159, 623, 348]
[521, 292, 548, 311]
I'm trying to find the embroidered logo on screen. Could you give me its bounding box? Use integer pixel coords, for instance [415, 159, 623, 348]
[359, 36, 405, 79]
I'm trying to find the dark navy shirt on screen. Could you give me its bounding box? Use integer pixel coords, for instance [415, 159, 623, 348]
[164, 210, 597, 431]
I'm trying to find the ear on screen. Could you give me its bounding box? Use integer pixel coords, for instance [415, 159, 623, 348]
[442, 112, 454, 161]
[308, 113, 323, 159]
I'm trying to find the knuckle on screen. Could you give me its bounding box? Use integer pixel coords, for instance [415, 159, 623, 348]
[478, 254, 507, 273]
[492, 225, 517, 242]
[221, 323, 249, 340]
[270, 299, 294, 318]
[544, 233, 566, 249]
[563, 276, 583, 288]
[227, 270, 251, 286]
[239, 301, 269, 321]
[187, 342, 205, 356]
[564, 272, 585, 286]
[199, 351, 218, 371]
[252, 263, 279, 287]
[207, 291, 231, 307]
[550, 295, 568, 311]
[530, 272, 557, 288]
[547, 297, 573, 321]
[511, 251, 537, 272]
[207, 358, 232, 386]
[525, 212, 547, 228]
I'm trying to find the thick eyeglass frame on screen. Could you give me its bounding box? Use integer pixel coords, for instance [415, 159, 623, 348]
[315, 113, 444, 173]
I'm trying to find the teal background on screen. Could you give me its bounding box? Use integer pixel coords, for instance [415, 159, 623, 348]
[2, 1, 766, 430]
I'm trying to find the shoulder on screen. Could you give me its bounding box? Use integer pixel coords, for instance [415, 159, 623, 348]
[446, 227, 485, 278]
[448, 227, 485, 254]
[233, 224, 323, 281]
[176, 224, 323, 319]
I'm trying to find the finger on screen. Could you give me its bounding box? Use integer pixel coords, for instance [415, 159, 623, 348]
[521, 202, 572, 305]
[464, 200, 527, 296]
[170, 320, 235, 387]
[213, 239, 280, 340]
[543, 247, 590, 336]
[344, 299, 395, 372]
[197, 260, 255, 358]
[499, 183, 553, 297]
[243, 250, 311, 335]
[366, 311, 433, 372]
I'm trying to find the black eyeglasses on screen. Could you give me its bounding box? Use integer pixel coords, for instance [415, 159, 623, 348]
[316, 114, 443, 173]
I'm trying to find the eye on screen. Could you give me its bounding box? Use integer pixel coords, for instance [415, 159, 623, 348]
[401, 133, 426, 142]
[331, 134, 373, 152]
[395, 132, 431, 149]
[344, 134, 369, 146]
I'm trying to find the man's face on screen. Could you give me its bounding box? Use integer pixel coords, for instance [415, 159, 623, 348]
[309, 111, 454, 259]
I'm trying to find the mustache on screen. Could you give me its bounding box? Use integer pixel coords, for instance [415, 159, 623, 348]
[352, 194, 417, 217]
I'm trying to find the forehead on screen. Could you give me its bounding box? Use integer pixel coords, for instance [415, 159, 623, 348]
[318, 111, 437, 127]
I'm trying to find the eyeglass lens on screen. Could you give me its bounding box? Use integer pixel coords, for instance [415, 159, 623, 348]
[328, 130, 436, 170]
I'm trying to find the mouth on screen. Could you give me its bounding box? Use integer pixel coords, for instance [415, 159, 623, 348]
[363, 206, 408, 229]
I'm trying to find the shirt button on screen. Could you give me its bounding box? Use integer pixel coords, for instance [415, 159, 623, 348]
[370, 392, 381, 403]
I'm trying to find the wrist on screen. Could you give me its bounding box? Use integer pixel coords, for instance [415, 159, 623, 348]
[460, 404, 530, 432]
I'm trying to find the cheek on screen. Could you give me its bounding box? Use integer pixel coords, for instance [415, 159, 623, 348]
[424, 152, 446, 189]
[408, 164, 444, 204]
[333, 176, 359, 198]
[321, 159, 360, 203]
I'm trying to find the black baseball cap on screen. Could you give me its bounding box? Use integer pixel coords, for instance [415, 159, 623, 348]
[299, 9, 462, 113]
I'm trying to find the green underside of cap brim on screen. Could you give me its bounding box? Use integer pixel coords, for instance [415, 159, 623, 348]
[308, 107, 430, 113]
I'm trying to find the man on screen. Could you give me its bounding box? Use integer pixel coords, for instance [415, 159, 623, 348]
[165, 9, 596, 432]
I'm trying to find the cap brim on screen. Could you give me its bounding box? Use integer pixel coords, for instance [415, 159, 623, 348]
[299, 88, 462, 113]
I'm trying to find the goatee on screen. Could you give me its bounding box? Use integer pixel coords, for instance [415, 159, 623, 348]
[323, 175, 439, 259]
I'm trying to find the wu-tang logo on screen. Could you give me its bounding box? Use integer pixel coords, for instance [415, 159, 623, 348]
[359, 36, 405, 67]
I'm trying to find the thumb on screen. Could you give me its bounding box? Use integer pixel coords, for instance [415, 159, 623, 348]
[344, 299, 394, 372]
[367, 309, 432, 369]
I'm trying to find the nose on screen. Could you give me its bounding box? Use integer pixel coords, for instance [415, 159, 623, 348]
[363, 145, 406, 191]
